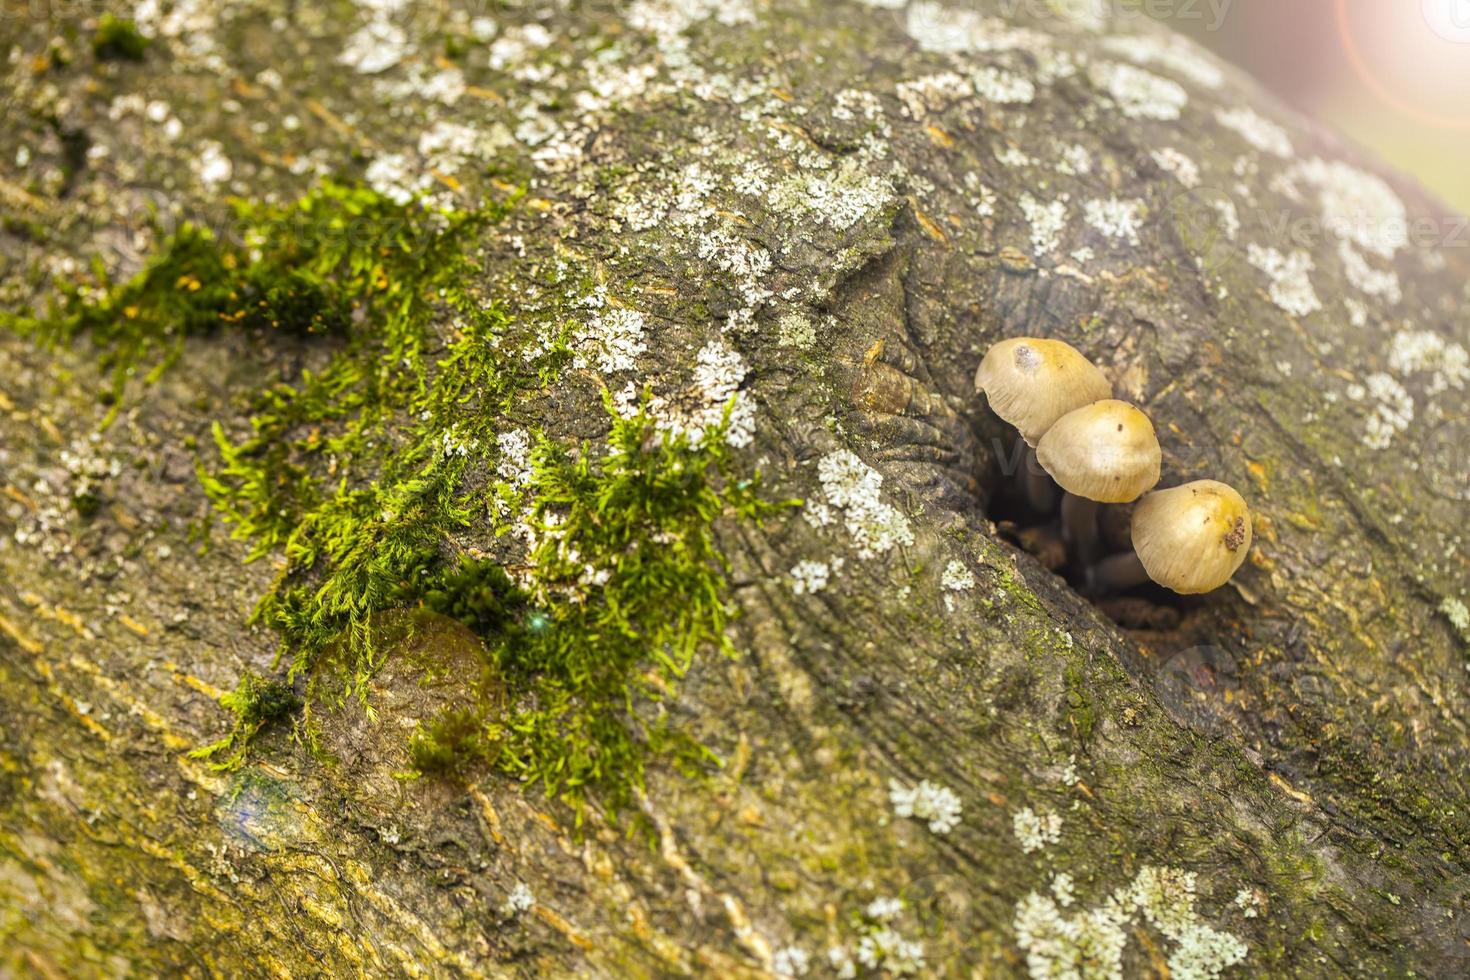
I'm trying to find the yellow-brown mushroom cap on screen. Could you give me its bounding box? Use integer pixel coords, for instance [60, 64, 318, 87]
[1036, 400, 1162, 503]
[1131, 480, 1253, 595]
[974, 338, 1112, 446]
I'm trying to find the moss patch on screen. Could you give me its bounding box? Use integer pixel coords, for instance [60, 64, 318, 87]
[13, 180, 783, 812]
[488, 396, 781, 809]
[92, 14, 148, 62]
[408, 705, 501, 776]
[189, 671, 303, 770]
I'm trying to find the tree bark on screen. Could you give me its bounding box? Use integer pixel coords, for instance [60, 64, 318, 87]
[3, 1, 1469, 976]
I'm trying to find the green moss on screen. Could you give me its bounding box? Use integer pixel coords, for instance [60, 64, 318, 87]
[7, 181, 463, 426]
[17, 178, 784, 813]
[189, 671, 302, 770]
[92, 14, 149, 62]
[409, 706, 500, 775]
[487, 395, 784, 811]
[1063, 662, 1096, 743]
[72, 490, 103, 519]
[421, 558, 529, 637]
[11, 223, 224, 424]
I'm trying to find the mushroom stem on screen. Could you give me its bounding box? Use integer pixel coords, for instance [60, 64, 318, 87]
[1085, 551, 1151, 596]
[1060, 493, 1101, 567]
[1021, 445, 1058, 515]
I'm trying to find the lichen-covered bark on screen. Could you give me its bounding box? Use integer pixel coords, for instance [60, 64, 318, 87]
[3, 0, 1469, 976]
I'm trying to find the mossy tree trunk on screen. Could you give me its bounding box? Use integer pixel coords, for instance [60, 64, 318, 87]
[3, 0, 1469, 976]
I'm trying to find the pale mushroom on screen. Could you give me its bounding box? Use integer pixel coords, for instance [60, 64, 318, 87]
[975, 337, 1111, 515]
[1035, 400, 1161, 565]
[1089, 480, 1253, 595]
[974, 338, 1113, 447]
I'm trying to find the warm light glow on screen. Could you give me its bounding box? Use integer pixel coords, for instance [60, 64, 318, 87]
[1335, 0, 1470, 129]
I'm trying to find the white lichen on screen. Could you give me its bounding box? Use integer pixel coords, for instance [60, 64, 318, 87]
[790, 559, 834, 596]
[1337, 241, 1400, 304]
[192, 141, 233, 189]
[856, 928, 925, 976]
[965, 172, 998, 217]
[573, 308, 649, 375]
[889, 778, 963, 835]
[777, 311, 816, 349]
[896, 71, 971, 119]
[1441, 598, 1470, 642]
[768, 161, 895, 231]
[1213, 199, 1241, 242]
[998, 145, 1034, 169]
[627, 0, 754, 44]
[1101, 33, 1224, 89]
[1016, 866, 1248, 980]
[1151, 148, 1200, 188]
[1215, 107, 1292, 158]
[496, 430, 534, 486]
[1014, 892, 1130, 980]
[339, 14, 409, 75]
[1052, 872, 1076, 908]
[417, 120, 488, 174]
[904, 1, 1049, 55]
[500, 883, 535, 916]
[1056, 144, 1093, 177]
[972, 66, 1035, 105]
[365, 153, 425, 206]
[686, 340, 757, 447]
[1089, 61, 1188, 121]
[827, 945, 857, 979]
[695, 227, 774, 333]
[815, 450, 914, 560]
[1083, 198, 1145, 246]
[1246, 244, 1321, 318]
[1130, 868, 1248, 980]
[941, 560, 976, 592]
[866, 896, 905, 921]
[1020, 194, 1069, 255]
[1347, 372, 1414, 450]
[1387, 330, 1470, 394]
[1293, 157, 1409, 259]
[772, 945, 811, 977]
[1233, 888, 1261, 919]
[1013, 806, 1063, 853]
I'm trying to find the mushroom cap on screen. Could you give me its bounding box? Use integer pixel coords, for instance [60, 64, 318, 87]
[1131, 480, 1253, 595]
[1036, 400, 1162, 503]
[974, 338, 1112, 446]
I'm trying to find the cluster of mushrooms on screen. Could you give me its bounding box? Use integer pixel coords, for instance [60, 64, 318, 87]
[975, 338, 1253, 598]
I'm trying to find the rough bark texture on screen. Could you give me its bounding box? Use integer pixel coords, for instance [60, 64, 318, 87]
[3, 0, 1470, 976]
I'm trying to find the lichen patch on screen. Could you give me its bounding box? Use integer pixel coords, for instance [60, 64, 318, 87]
[1015, 866, 1248, 980]
[1089, 61, 1188, 121]
[1214, 107, 1292, 158]
[1101, 33, 1224, 89]
[1247, 244, 1321, 318]
[815, 450, 915, 560]
[1293, 157, 1409, 259]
